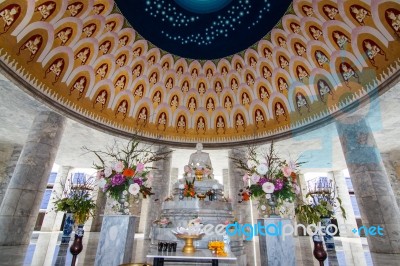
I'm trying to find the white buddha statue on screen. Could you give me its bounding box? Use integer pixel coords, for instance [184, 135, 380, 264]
[188, 143, 212, 169]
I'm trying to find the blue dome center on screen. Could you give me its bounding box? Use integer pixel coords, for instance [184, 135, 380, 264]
[173, 0, 233, 14]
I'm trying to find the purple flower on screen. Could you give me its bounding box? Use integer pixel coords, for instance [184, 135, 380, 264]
[103, 184, 110, 192]
[111, 174, 125, 186]
[274, 179, 284, 191]
[258, 177, 268, 186]
[133, 178, 143, 186]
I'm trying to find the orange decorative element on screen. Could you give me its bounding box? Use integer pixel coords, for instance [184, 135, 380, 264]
[208, 241, 227, 256]
[183, 178, 196, 198]
[242, 192, 250, 201]
[123, 168, 135, 177]
[291, 172, 297, 182]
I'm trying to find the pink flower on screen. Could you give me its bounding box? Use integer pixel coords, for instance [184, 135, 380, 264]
[114, 161, 124, 173]
[282, 166, 293, 177]
[128, 183, 140, 195]
[262, 182, 275, 194]
[136, 162, 145, 172]
[96, 171, 104, 179]
[251, 174, 260, 183]
[243, 174, 250, 183]
[104, 166, 112, 177]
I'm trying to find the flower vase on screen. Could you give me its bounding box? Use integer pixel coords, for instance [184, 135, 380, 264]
[267, 194, 280, 217]
[312, 235, 327, 266]
[61, 212, 75, 244]
[116, 191, 130, 215]
[70, 225, 84, 266]
[321, 217, 335, 250]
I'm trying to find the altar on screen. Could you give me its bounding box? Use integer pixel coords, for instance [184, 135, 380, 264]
[147, 249, 237, 266]
[148, 143, 246, 265]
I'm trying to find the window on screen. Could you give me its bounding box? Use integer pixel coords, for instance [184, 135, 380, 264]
[350, 195, 360, 217]
[72, 173, 86, 184]
[40, 189, 53, 210]
[47, 172, 57, 184]
[345, 177, 354, 192]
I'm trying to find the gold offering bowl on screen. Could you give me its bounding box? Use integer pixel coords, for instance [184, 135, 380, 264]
[197, 193, 206, 201]
[195, 169, 204, 181]
[174, 234, 204, 253]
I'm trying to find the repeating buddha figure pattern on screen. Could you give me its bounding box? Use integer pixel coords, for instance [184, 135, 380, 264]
[0, 0, 399, 145]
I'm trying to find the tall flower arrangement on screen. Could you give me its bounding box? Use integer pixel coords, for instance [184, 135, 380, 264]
[84, 138, 171, 210]
[53, 175, 96, 225]
[231, 142, 301, 209]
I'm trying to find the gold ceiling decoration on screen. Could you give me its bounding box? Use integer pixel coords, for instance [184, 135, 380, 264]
[0, 0, 399, 147]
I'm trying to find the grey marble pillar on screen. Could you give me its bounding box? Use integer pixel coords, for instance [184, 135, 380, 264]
[0, 111, 66, 245]
[41, 166, 71, 232]
[0, 143, 22, 205]
[328, 171, 358, 237]
[170, 167, 178, 194]
[258, 218, 295, 266]
[89, 184, 107, 232]
[222, 168, 229, 198]
[228, 148, 247, 208]
[381, 152, 400, 208]
[336, 116, 400, 253]
[95, 215, 137, 266]
[329, 171, 367, 265]
[143, 145, 172, 238]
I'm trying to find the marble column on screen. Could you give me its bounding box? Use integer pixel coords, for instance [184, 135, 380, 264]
[40, 166, 71, 232]
[222, 168, 229, 198]
[169, 167, 178, 195]
[228, 148, 247, 209]
[142, 145, 172, 238]
[228, 148, 254, 265]
[381, 152, 400, 208]
[0, 111, 66, 245]
[0, 143, 22, 205]
[89, 183, 107, 232]
[327, 171, 357, 237]
[329, 171, 367, 265]
[336, 116, 400, 253]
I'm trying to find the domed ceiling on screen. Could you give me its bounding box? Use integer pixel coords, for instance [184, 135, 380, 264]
[0, 0, 399, 147]
[115, 0, 292, 59]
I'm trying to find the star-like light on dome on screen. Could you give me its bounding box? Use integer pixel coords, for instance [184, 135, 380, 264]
[145, 0, 271, 46]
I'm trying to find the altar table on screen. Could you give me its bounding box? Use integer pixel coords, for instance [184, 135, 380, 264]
[147, 249, 237, 266]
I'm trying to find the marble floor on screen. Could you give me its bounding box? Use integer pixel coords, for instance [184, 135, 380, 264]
[0, 231, 399, 266]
